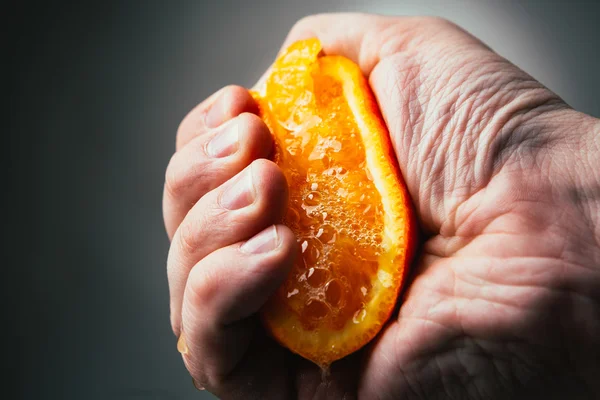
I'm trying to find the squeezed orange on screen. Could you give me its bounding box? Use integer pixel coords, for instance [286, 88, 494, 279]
[252, 39, 416, 367]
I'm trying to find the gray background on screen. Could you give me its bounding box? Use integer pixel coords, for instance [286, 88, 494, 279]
[7, 0, 599, 399]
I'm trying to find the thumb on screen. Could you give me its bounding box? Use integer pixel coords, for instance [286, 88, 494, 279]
[252, 12, 393, 90]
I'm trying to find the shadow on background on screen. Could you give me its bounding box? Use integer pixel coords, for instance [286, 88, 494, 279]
[7, 1, 599, 399]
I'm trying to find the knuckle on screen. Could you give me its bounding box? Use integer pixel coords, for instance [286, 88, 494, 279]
[178, 218, 202, 256]
[177, 206, 226, 257]
[165, 150, 207, 199]
[186, 264, 221, 315]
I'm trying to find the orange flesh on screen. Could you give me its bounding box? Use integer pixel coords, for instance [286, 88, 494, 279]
[252, 39, 415, 367]
[274, 70, 384, 331]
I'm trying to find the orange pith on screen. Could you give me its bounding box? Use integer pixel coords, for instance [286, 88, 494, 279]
[252, 39, 415, 367]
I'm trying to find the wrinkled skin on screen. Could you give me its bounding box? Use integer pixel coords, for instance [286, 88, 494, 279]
[163, 14, 600, 399]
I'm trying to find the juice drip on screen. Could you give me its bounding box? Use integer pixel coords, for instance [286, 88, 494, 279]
[179, 333, 205, 390]
[177, 332, 188, 355]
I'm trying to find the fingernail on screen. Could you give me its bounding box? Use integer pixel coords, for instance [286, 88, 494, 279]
[205, 89, 228, 128]
[240, 225, 280, 254]
[205, 121, 239, 158]
[220, 168, 255, 210]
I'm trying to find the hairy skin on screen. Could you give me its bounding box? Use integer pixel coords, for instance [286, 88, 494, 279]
[165, 14, 600, 399]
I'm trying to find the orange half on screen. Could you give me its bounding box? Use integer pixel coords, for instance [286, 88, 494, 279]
[251, 39, 416, 367]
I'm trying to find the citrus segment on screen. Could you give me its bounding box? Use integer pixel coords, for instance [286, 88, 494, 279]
[252, 38, 416, 367]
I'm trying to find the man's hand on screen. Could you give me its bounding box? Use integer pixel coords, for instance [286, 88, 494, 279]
[163, 13, 600, 399]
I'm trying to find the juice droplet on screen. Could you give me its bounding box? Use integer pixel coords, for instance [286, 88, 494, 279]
[301, 237, 323, 263]
[304, 299, 330, 319]
[304, 191, 322, 206]
[306, 268, 330, 288]
[325, 279, 343, 307]
[177, 332, 188, 355]
[316, 224, 337, 243]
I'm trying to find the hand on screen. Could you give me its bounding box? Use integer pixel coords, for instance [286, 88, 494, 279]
[163, 13, 600, 399]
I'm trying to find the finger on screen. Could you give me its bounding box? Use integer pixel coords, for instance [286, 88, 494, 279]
[179, 224, 296, 389]
[176, 85, 258, 151]
[163, 113, 273, 239]
[168, 159, 288, 334]
[276, 13, 484, 77]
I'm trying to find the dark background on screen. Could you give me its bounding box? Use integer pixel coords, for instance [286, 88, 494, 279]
[7, 1, 599, 399]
